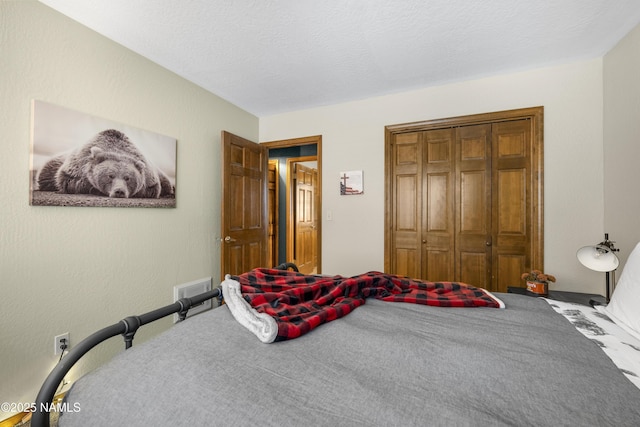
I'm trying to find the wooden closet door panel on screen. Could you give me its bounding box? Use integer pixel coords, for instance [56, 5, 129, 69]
[391, 132, 421, 279]
[491, 119, 531, 292]
[422, 128, 455, 281]
[456, 125, 492, 288]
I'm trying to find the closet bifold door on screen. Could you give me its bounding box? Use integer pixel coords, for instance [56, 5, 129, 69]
[455, 124, 492, 289]
[388, 131, 422, 279]
[490, 119, 532, 293]
[422, 128, 455, 282]
[454, 120, 532, 292]
[385, 107, 543, 293]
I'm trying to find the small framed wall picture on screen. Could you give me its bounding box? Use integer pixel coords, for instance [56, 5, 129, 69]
[339, 170, 363, 195]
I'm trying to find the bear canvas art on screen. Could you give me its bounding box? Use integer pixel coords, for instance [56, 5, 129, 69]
[37, 129, 173, 199]
[30, 101, 176, 208]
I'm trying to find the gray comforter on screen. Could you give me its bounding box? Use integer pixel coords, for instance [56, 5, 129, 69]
[59, 293, 640, 426]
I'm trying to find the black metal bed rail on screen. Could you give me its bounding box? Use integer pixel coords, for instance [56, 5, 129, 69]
[274, 262, 299, 272]
[31, 287, 222, 427]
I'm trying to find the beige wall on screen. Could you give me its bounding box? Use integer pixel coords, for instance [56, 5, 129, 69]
[0, 1, 257, 418]
[604, 23, 640, 269]
[260, 59, 607, 293]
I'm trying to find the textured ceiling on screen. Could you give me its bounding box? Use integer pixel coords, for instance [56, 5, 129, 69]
[38, 0, 640, 117]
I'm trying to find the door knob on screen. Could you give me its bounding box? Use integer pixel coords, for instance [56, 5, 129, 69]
[224, 236, 236, 243]
[486, 241, 492, 246]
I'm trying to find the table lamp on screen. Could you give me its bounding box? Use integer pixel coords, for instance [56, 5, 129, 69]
[576, 233, 619, 302]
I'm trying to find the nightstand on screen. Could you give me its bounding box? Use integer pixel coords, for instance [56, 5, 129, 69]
[507, 287, 606, 306]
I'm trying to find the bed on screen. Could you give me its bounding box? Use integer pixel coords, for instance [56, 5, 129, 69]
[32, 251, 640, 426]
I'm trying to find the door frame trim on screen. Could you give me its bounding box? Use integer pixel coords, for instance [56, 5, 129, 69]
[384, 106, 544, 274]
[267, 159, 279, 267]
[262, 135, 322, 273]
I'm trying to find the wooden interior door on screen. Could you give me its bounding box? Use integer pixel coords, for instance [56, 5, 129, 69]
[267, 160, 278, 267]
[293, 163, 318, 274]
[385, 107, 543, 293]
[221, 131, 268, 278]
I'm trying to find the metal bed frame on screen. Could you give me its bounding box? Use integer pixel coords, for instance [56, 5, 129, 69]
[31, 263, 298, 427]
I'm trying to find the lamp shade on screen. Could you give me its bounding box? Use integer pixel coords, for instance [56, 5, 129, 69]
[577, 245, 620, 272]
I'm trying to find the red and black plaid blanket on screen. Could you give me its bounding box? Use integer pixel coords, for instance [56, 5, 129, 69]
[225, 268, 504, 342]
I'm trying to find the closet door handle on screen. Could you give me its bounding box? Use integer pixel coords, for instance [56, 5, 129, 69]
[224, 236, 237, 243]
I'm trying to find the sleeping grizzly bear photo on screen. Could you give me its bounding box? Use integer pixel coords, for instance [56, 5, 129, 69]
[37, 129, 174, 199]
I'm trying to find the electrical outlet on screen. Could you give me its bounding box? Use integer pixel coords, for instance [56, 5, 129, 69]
[54, 332, 69, 356]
